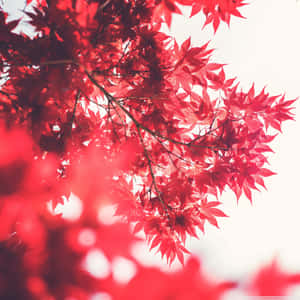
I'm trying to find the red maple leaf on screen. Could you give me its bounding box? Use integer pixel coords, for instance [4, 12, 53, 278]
[248, 259, 300, 296]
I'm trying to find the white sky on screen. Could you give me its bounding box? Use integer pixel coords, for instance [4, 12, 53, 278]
[3, 0, 300, 298]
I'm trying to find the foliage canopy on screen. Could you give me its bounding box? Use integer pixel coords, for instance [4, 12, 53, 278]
[0, 0, 297, 298]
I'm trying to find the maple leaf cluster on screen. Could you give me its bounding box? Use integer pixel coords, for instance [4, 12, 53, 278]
[0, 0, 296, 279]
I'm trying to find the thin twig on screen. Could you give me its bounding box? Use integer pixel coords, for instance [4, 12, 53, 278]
[136, 124, 169, 215]
[110, 100, 127, 137]
[67, 90, 80, 137]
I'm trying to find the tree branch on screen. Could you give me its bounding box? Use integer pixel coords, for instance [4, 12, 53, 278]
[136, 124, 169, 215]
